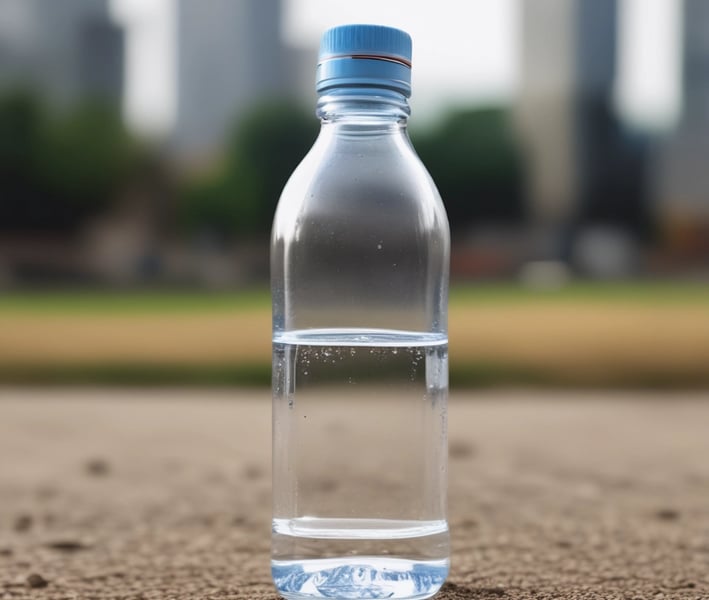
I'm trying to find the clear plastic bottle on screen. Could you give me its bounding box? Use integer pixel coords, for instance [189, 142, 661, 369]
[271, 24, 450, 600]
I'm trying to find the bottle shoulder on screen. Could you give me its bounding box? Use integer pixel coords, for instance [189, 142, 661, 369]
[273, 129, 448, 238]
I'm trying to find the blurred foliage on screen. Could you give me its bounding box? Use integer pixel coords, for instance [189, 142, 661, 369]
[0, 93, 526, 238]
[179, 102, 318, 237]
[179, 103, 526, 239]
[412, 107, 526, 233]
[0, 89, 144, 232]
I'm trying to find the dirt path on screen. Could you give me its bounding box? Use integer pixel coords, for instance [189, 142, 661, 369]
[0, 389, 708, 599]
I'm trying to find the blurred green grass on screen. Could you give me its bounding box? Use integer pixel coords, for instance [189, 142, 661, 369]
[0, 281, 707, 314]
[0, 288, 270, 314]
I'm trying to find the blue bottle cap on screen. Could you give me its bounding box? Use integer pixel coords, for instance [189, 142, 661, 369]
[316, 24, 413, 97]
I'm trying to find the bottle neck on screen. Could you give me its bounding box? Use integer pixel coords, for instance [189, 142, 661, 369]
[316, 87, 411, 128]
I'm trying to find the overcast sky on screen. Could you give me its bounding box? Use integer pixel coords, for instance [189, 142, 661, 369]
[111, 0, 681, 135]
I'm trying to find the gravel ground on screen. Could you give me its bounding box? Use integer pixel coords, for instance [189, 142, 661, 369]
[0, 388, 708, 599]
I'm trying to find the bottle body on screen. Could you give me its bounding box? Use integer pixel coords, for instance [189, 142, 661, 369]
[271, 92, 450, 599]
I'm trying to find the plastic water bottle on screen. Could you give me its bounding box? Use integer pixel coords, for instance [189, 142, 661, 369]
[271, 24, 450, 600]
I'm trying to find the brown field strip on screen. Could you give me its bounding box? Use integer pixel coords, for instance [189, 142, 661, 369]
[0, 305, 707, 381]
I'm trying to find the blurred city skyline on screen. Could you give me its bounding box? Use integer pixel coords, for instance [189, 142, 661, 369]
[110, 0, 683, 141]
[0, 0, 707, 288]
[3, 0, 683, 153]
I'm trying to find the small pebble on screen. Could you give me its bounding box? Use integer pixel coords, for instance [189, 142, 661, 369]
[14, 514, 33, 532]
[243, 464, 263, 480]
[480, 585, 506, 596]
[655, 508, 680, 521]
[26, 573, 48, 589]
[0, 548, 13, 557]
[86, 458, 111, 476]
[36, 486, 58, 501]
[449, 440, 476, 459]
[315, 479, 338, 492]
[45, 540, 88, 552]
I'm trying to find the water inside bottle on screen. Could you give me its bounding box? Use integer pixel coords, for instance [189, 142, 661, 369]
[272, 329, 449, 599]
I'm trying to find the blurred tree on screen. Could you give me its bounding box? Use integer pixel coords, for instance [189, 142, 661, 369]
[412, 107, 526, 234]
[180, 101, 318, 238]
[0, 91, 47, 226]
[180, 104, 525, 239]
[0, 90, 143, 232]
[36, 102, 141, 215]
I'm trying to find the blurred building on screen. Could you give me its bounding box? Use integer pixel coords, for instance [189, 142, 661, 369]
[655, 0, 709, 259]
[171, 0, 293, 158]
[515, 0, 648, 272]
[0, 0, 124, 106]
[514, 0, 577, 233]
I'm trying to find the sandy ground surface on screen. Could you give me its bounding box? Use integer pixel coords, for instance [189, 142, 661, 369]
[0, 388, 708, 599]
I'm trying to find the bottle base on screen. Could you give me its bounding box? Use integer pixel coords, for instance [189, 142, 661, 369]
[271, 556, 448, 600]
